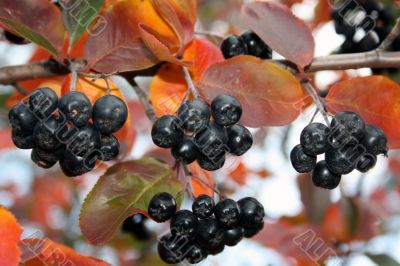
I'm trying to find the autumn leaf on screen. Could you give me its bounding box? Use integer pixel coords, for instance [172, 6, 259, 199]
[80, 157, 182, 245]
[326, 76, 400, 148]
[0, 207, 22, 266]
[150, 38, 224, 116]
[189, 163, 216, 197]
[20, 238, 110, 266]
[198, 56, 307, 127]
[241, 1, 315, 68]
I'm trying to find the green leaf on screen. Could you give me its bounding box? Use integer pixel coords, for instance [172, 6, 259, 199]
[62, 0, 105, 49]
[367, 254, 400, 266]
[79, 157, 182, 245]
[0, 17, 59, 56]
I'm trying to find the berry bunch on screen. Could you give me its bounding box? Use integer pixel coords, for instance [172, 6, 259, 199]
[151, 94, 253, 171]
[220, 30, 272, 59]
[8, 87, 128, 177]
[290, 111, 388, 189]
[147, 193, 265, 264]
[122, 214, 152, 241]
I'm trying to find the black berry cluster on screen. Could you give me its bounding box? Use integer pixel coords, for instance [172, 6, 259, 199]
[290, 111, 388, 190]
[220, 30, 272, 59]
[147, 193, 265, 264]
[122, 214, 152, 241]
[8, 87, 128, 177]
[151, 94, 253, 171]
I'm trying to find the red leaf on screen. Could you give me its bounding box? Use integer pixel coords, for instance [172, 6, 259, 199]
[0, 207, 22, 266]
[198, 56, 307, 127]
[189, 163, 215, 197]
[20, 239, 110, 266]
[0, 0, 64, 53]
[326, 76, 400, 148]
[241, 1, 315, 68]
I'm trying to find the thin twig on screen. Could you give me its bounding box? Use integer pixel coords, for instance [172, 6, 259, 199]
[182, 66, 199, 98]
[302, 81, 330, 125]
[13, 83, 29, 96]
[309, 108, 319, 124]
[378, 18, 400, 51]
[70, 71, 78, 92]
[181, 164, 195, 200]
[131, 84, 157, 122]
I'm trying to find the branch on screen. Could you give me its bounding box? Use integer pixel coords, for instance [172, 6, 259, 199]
[131, 83, 157, 122]
[378, 18, 400, 51]
[301, 81, 330, 125]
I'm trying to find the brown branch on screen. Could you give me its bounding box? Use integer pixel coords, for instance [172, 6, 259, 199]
[378, 18, 400, 51]
[131, 83, 157, 122]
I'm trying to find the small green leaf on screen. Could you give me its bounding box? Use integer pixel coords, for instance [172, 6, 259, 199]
[0, 17, 59, 56]
[367, 254, 400, 266]
[62, 0, 105, 49]
[79, 157, 182, 245]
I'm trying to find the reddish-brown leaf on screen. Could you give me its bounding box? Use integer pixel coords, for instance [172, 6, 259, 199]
[326, 76, 400, 148]
[241, 1, 315, 68]
[313, 0, 332, 28]
[0, 207, 22, 266]
[189, 163, 215, 197]
[20, 239, 110, 266]
[198, 56, 307, 127]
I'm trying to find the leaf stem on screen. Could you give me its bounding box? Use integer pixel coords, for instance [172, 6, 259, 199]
[302, 81, 330, 125]
[378, 18, 400, 51]
[182, 66, 200, 98]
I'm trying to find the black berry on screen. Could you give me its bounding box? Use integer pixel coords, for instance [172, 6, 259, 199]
[31, 148, 57, 169]
[227, 124, 253, 156]
[185, 244, 207, 264]
[9, 103, 38, 135]
[59, 91, 92, 127]
[148, 192, 177, 223]
[360, 125, 388, 155]
[356, 153, 377, 173]
[28, 87, 58, 119]
[11, 130, 35, 149]
[151, 115, 183, 148]
[59, 149, 95, 177]
[224, 227, 244, 246]
[92, 95, 128, 134]
[312, 160, 342, 190]
[197, 152, 225, 171]
[237, 197, 265, 228]
[35, 146, 64, 163]
[330, 111, 366, 140]
[158, 233, 187, 264]
[122, 214, 151, 241]
[195, 123, 228, 159]
[33, 115, 62, 151]
[4, 31, 28, 44]
[211, 94, 242, 126]
[67, 123, 100, 157]
[192, 194, 215, 219]
[214, 199, 240, 228]
[325, 144, 362, 175]
[99, 134, 120, 161]
[240, 30, 272, 59]
[171, 136, 199, 164]
[177, 99, 210, 133]
[170, 210, 198, 238]
[196, 218, 224, 249]
[290, 144, 317, 173]
[220, 35, 248, 59]
[300, 122, 330, 155]
[207, 243, 225, 256]
[243, 221, 264, 238]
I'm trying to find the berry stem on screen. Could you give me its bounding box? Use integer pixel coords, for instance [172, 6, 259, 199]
[378, 18, 400, 51]
[131, 83, 157, 122]
[12, 83, 28, 96]
[302, 81, 330, 125]
[182, 66, 200, 98]
[70, 70, 78, 92]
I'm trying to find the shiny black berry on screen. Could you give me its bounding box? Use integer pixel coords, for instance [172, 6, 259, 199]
[356, 153, 377, 173]
[158, 233, 188, 264]
[59, 149, 95, 177]
[67, 123, 100, 157]
[35, 146, 64, 163]
[220, 35, 248, 59]
[148, 192, 177, 223]
[330, 111, 366, 140]
[177, 99, 210, 132]
[28, 87, 58, 119]
[237, 197, 265, 228]
[9, 103, 38, 135]
[207, 243, 225, 256]
[99, 134, 120, 161]
[290, 144, 317, 173]
[243, 221, 264, 238]
[31, 148, 57, 169]
[211, 94, 242, 126]
[196, 218, 224, 249]
[192, 194, 215, 219]
[312, 160, 341, 190]
[224, 227, 244, 246]
[59, 91, 92, 127]
[195, 122, 228, 159]
[214, 199, 240, 228]
[122, 214, 151, 241]
[325, 144, 363, 175]
[300, 122, 330, 155]
[171, 136, 198, 164]
[358, 32, 379, 52]
[92, 95, 128, 134]
[170, 210, 199, 238]
[185, 244, 207, 264]
[240, 30, 272, 59]
[33, 115, 63, 151]
[360, 125, 388, 155]
[11, 130, 35, 149]
[197, 152, 225, 171]
[227, 124, 253, 156]
[151, 115, 183, 148]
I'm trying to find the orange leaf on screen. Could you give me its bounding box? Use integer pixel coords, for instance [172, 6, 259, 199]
[189, 163, 215, 197]
[20, 238, 110, 266]
[321, 203, 352, 242]
[313, 0, 332, 28]
[150, 38, 224, 116]
[0, 206, 22, 266]
[326, 76, 400, 148]
[198, 56, 307, 127]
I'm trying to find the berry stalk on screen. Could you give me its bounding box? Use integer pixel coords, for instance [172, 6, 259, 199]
[302, 81, 330, 125]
